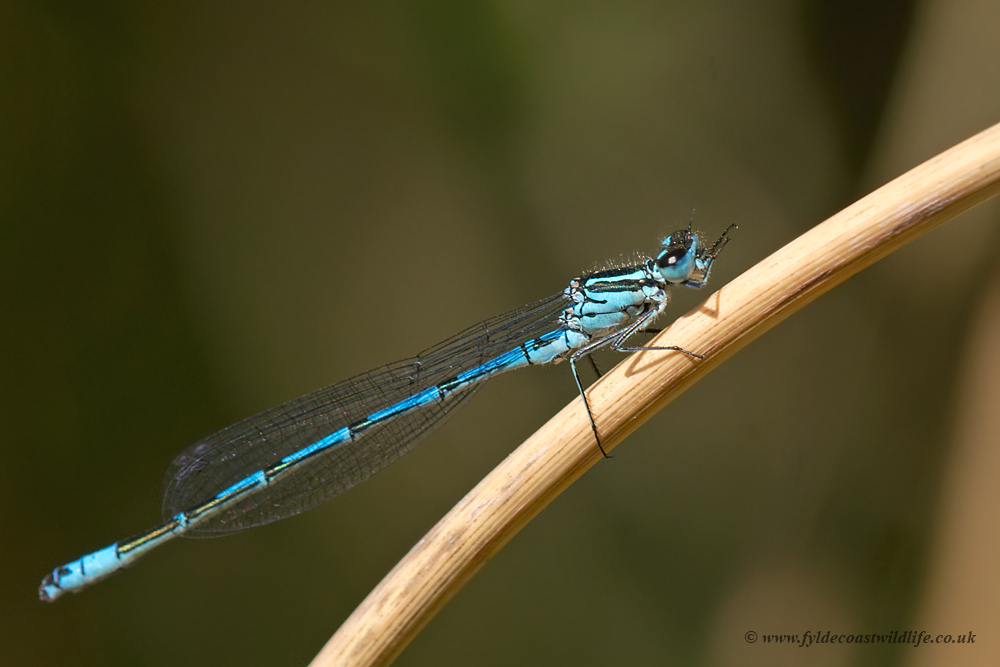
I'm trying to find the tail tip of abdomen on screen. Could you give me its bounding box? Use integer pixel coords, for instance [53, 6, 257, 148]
[38, 571, 65, 602]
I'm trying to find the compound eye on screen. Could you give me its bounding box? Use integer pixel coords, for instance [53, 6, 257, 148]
[655, 247, 686, 269]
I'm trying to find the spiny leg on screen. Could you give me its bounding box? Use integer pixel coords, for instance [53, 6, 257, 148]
[569, 355, 610, 458]
[682, 223, 737, 289]
[567, 309, 672, 456]
[607, 308, 704, 359]
[708, 223, 737, 257]
[611, 337, 703, 359]
[567, 325, 642, 457]
[568, 304, 706, 457]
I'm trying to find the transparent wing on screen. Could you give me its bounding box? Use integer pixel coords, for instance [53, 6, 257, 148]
[162, 292, 571, 536]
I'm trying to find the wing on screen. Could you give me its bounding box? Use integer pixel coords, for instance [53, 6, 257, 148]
[162, 292, 571, 535]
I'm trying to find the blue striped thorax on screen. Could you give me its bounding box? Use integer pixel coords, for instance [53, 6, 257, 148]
[563, 266, 667, 336]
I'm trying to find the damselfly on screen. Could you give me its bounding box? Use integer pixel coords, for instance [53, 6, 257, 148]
[39, 223, 734, 601]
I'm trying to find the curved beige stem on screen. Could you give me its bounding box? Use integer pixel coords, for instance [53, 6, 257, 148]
[310, 121, 1000, 667]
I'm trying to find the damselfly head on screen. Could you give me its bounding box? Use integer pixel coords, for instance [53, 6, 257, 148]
[654, 224, 736, 288]
[654, 229, 699, 284]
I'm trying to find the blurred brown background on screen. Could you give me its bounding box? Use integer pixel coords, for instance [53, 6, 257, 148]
[4, 1, 1000, 665]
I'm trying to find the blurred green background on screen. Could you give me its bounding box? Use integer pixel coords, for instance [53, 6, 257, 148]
[4, 1, 1000, 666]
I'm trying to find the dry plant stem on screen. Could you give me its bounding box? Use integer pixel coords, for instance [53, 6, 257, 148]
[310, 121, 1000, 667]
